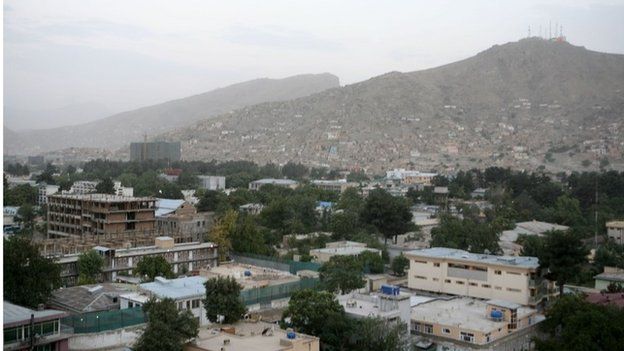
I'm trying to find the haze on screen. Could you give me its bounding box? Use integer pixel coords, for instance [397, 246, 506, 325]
[4, 0, 624, 130]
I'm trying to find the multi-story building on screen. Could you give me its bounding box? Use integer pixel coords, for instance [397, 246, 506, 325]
[311, 179, 357, 193]
[411, 297, 544, 349]
[3, 301, 71, 351]
[405, 248, 548, 306]
[338, 291, 411, 333]
[198, 175, 226, 190]
[385, 169, 437, 185]
[606, 220, 624, 244]
[47, 194, 156, 238]
[130, 141, 181, 162]
[38, 183, 60, 205]
[249, 178, 298, 191]
[68, 180, 98, 194]
[155, 199, 214, 242]
[113, 181, 134, 197]
[56, 236, 219, 286]
[310, 241, 381, 263]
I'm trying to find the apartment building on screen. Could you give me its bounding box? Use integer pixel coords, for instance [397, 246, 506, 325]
[249, 178, 298, 191]
[198, 175, 226, 190]
[56, 236, 218, 286]
[311, 179, 357, 193]
[155, 199, 214, 242]
[338, 291, 411, 333]
[38, 183, 60, 205]
[606, 220, 624, 244]
[3, 301, 71, 351]
[385, 169, 437, 185]
[47, 194, 156, 238]
[405, 248, 548, 306]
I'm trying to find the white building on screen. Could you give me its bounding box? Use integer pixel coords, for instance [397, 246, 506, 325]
[337, 291, 411, 333]
[606, 221, 624, 245]
[249, 179, 298, 191]
[68, 181, 98, 194]
[198, 175, 226, 190]
[114, 181, 134, 197]
[38, 183, 60, 205]
[385, 169, 437, 185]
[309, 241, 381, 263]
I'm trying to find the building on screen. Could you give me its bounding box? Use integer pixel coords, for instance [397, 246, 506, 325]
[309, 241, 381, 263]
[3, 206, 20, 234]
[500, 221, 569, 256]
[405, 248, 548, 306]
[5, 177, 36, 189]
[47, 194, 156, 238]
[121, 276, 209, 325]
[38, 183, 60, 205]
[594, 266, 624, 291]
[337, 290, 411, 333]
[67, 181, 98, 194]
[130, 141, 181, 162]
[114, 181, 134, 197]
[606, 220, 624, 244]
[3, 301, 71, 351]
[311, 179, 357, 193]
[585, 292, 624, 308]
[48, 283, 134, 314]
[155, 199, 214, 242]
[27, 155, 45, 165]
[55, 237, 218, 286]
[239, 203, 264, 215]
[411, 297, 544, 348]
[385, 169, 437, 185]
[185, 321, 320, 351]
[198, 175, 226, 190]
[249, 179, 299, 191]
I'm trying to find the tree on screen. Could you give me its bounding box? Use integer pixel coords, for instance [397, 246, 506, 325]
[230, 214, 267, 255]
[430, 216, 501, 254]
[391, 254, 409, 276]
[95, 177, 115, 194]
[360, 189, 413, 244]
[539, 230, 588, 296]
[3, 237, 62, 307]
[36, 163, 57, 184]
[177, 171, 199, 189]
[281, 162, 308, 179]
[16, 204, 36, 234]
[544, 195, 584, 227]
[358, 251, 384, 274]
[203, 276, 246, 324]
[319, 255, 365, 294]
[330, 211, 360, 239]
[337, 187, 364, 213]
[77, 250, 104, 285]
[350, 317, 409, 351]
[282, 289, 346, 338]
[197, 190, 229, 213]
[135, 256, 174, 282]
[207, 210, 237, 261]
[535, 294, 624, 351]
[3, 184, 38, 206]
[134, 298, 199, 351]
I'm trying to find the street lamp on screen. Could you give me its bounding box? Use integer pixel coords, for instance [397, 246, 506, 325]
[96, 315, 100, 332]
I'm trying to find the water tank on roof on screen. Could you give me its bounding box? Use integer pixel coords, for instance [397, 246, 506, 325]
[381, 284, 400, 296]
[287, 331, 296, 339]
[244, 270, 252, 277]
[490, 310, 503, 320]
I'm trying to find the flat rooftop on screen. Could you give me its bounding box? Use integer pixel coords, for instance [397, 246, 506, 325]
[411, 298, 540, 333]
[310, 246, 380, 256]
[251, 179, 298, 185]
[49, 193, 155, 203]
[3, 301, 67, 328]
[140, 276, 207, 300]
[594, 272, 624, 283]
[607, 221, 624, 228]
[405, 247, 539, 269]
[201, 263, 299, 289]
[337, 293, 408, 319]
[192, 321, 318, 351]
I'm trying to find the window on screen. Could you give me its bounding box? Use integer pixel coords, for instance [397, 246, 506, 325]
[456, 281, 464, 285]
[178, 302, 184, 310]
[485, 333, 491, 343]
[186, 301, 191, 310]
[442, 328, 451, 334]
[432, 278, 439, 282]
[494, 270, 502, 275]
[424, 324, 433, 334]
[415, 276, 427, 280]
[469, 282, 477, 286]
[128, 302, 134, 308]
[4, 327, 20, 343]
[445, 279, 451, 283]
[192, 299, 200, 308]
[433, 263, 440, 267]
[507, 288, 521, 292]
[460, 331, 475, 343]
[413, 260, 427, 264]
[507, 271, 521, 275]
[495, 286, 502, 290]
[482, 284, 491, 288]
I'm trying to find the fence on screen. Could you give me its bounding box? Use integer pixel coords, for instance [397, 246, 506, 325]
[240, 278, 321, 306]
[231, 253, 321, 274]
[61, 307, 146, 334]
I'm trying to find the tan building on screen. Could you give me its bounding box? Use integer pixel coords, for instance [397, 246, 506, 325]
[606, 220, 624, 244]
[310, 241, 381, 263]
[311, 179, 358, 193]
[155, 199, 214, 242]
[185, 322, 319, 351]
[405, 248, 548, 306]
[594, 266, 624, 291]
[47, 194, 156, 238]
[411, 298, 544, 348]
[249, 178, 299, 191]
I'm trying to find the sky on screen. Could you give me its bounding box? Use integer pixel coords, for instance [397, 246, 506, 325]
[4, 0, 624, 130]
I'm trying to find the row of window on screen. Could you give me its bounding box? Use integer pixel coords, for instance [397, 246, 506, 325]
[4, 320, 59, 344]
[415, 276, 523, 292]
[413, 260, 526, 276]
[177, 299, 202, 310]
[412, 322, 477, 343]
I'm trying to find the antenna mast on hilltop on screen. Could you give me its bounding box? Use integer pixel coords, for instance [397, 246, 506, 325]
[549, 20, 552, 39]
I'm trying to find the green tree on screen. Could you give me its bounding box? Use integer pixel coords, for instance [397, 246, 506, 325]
[3, 184, 38, 206]
[430, 216, 501, 254]
[135, 256, 174, 282]
[319, 255, 365, 294]
[3, 237, 62, 307]
[350, 317, 409, 351]
[358, 250, 384, 274]
[391, 254, 409, 276]
[16, 204, 36, 234]
[208, 210, 237, 261]
[134, 298, 199, 351]
[337, 187, 364, 212]
[330, 211, 360, 239]
[535, 294, 624, 351]
[230, 214, 267, 255]
[177, 171, 199, 189]
[197, 190, 230, 213]
[360, 188, 413, 244]
[281, 162, 308, 179]
[539, 230, 588, 296]
[203, 276, 246, 324]
[282, 289, 347, 338]
[95, 177, 115, 194]
[544, 195, 584, 227]
[77, 250, 104, 285]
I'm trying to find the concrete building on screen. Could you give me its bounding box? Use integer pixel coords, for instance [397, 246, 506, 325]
[3, 301, 71, 351]
[55, 237, 218, 286]
[239, 203, 264, 215]
[311, 179, 357, 193]
[27, 155, 45, 165]
[68, 181, 98, 194]
[337, 291, 411, 333]
[198, 175, 226, 190]
[585, 292, 624, 308]
[114, 181, 134, 197]
[606, 220, 624, 244]
[249, 179, 298, 191]
[155, 199, 214, 242]
[38, 183, 60, 205]
[594, 266, 624, 291]
[130, 141, 181, 162]
[405, 248, 548, 306]
[185, 321, 320, 351]
[5, 177, 36, 189]
[411, 298, 544, 348]
[500, 220, 569, 256]
[3, 206, 20, 234]
[47, 194, 156, 238]
[309, 241, 381, 263]
[386, 169, 437, 185]
[48, 283, 134, 314]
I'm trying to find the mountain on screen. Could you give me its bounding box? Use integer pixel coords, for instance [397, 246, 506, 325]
[4, 102, 112, 131]
[4, 73, 340, 155]
[164, 38, 624, 172]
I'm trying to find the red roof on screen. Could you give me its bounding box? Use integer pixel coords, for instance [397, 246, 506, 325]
[585, 292, 624, 308]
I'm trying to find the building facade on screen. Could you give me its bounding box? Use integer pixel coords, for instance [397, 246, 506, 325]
[130, 141, 181, 162]
[155, 200, 214, 242]
[198, 175, 226, 190]
[249, 179, 298, 191]
[3, 301, 71, 351]
[606, 220, 624, 244]
[38, 183, 60, 205]
[311, 179, 357, 193]
[406, 248, 548, 306]
[385, 169, 437, 185]
[310, 241, 381, 263]
[47, 194, 156, 238]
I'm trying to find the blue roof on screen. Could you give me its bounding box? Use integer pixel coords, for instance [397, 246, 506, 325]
[316, 201, 334, 208]
[155, 199, 186, 217]
[140, 276, 207, 300]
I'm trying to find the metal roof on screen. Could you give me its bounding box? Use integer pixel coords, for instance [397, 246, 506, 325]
[155, 198, 186, 217]
[140, 276, 207, 300]
[3, 301, 67, 327]
[405, 247, 539, 269]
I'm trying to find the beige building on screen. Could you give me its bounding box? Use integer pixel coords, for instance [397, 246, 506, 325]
[249, 178, 299, 191]
[185, 322, 319, 351]
[594, 266, 624, 291]
[405, 248, 548, 306]
[606, 220, 624, 244]
[411, 298, 544, 348]
[311, 179, 358, 193]
[310, 241, 380, 263]
[155, 199, 214, 242]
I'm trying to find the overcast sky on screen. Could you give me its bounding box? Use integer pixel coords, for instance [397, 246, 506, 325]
[4, 0, 624, 130]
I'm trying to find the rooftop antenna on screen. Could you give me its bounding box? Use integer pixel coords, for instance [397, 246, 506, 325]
[549, 20, 552, 39]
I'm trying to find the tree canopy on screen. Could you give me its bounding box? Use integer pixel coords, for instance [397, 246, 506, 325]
[203, 276, 246, 324]
[78, 250, 104, 285]
[134, 298, 199, 351]
[431, 215, 501, 254]
[391, 254, 409, 276]
[360, 188, 413, 244]
[95, 177, 115, 194]
[135, 256, 174, 282]
[539, 230, 588, 296]
[319, 255, 365, 294]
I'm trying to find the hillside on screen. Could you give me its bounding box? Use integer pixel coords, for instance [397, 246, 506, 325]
[4, 73, 340, 155]
[164, 38, 624, 172]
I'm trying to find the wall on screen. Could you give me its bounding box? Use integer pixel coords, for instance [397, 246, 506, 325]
[68, 326, 143, 350]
